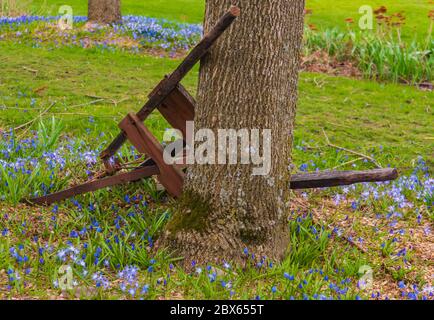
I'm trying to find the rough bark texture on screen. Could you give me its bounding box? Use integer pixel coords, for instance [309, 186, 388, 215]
[161, 0, 305, 266]
[88, 0, 121, 24]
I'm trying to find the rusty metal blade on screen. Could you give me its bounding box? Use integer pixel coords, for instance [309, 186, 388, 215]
[23, 165, 160, 206]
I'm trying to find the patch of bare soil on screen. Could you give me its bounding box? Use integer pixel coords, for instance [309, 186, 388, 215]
[301, 50, 362, 78]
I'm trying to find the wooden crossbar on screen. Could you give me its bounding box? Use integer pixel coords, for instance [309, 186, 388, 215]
[24, 165, 159, 206]
[156, 84, 195, 138]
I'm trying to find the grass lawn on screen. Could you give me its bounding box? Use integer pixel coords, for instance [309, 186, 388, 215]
[30, 0, 205, 22]
[27, 0, 434, 42]
[0, 42, 432, 169]
[306, 0, 433, 43]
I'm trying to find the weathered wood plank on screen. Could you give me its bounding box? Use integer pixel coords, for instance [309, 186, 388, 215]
[120, 113, 184, 197]
[157, 84, 195, 138]
[289, 168, 398, 190]
[24, 165, 160, 206]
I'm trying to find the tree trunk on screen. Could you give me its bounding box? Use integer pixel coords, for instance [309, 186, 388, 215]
[88, 0, 121, 24]
[161, 0, 305, 266]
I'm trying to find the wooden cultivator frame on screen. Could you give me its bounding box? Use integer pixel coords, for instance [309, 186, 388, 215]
[25, 6, 398, 206]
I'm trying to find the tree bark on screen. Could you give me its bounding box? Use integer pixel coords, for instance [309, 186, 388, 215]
[161, 0, 306, 266]
[88, 0, 121, 24]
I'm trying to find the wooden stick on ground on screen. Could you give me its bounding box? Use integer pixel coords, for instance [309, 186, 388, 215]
[13, 102, 56, 131]
[322, 129, 383, 168]
[290, 168, 398, 190]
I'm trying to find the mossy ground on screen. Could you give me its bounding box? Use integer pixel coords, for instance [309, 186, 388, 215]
[165, 190, 212, 235]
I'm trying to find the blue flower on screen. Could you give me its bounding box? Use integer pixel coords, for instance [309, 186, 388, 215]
[141, 284, 149, 294]
[407, 292, 417, 300]
[299, 163, 308, 172]
[51, 205, 59, 214]
[284, 273, 295, 281]
[124, 195, 130, 203]
[208, 273, 216, 283]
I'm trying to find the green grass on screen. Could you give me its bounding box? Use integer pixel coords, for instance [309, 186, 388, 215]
[306, 0, 433, 43]
[303, 27, 433, 83]
[25, 0, 434, 42]
[0, 42, 432, 169]
[14, 1, 433, 83]
[30, 0, 205, 23]
[0, 177, 371, 299]
[0, 119, 430, 298]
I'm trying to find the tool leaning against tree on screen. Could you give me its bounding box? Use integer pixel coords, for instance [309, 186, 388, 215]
[23, 6, 398, 206]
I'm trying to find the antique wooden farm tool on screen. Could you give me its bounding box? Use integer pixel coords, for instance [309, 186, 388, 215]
[24, 6, 398, 206]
